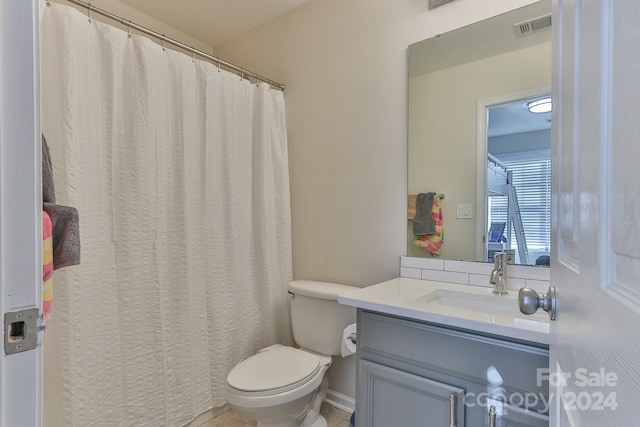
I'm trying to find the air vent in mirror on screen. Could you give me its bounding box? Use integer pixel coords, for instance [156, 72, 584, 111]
[514, 13, 552, 37]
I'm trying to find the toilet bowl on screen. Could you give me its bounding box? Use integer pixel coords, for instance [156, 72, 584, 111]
[226, 345, 331, 427]
[225, 281, 357, 427]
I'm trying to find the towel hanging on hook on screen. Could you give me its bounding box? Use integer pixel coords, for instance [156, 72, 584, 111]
[413, 192, 437, 236]
[413, 193, 444, 256]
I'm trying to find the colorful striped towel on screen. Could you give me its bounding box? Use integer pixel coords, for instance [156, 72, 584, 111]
[42, 135, 81, 270]
[43, 211, 54, 329]
[413, 194, 444, 255]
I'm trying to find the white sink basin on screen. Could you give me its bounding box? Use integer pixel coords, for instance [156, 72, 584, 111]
[337, 278, 550, 344]
[416, 289, 545, 321]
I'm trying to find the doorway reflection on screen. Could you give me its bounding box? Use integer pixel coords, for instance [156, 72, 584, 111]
[486, 95, 551, 265]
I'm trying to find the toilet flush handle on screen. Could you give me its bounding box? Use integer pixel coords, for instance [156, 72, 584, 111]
[348, 333, 357, 345]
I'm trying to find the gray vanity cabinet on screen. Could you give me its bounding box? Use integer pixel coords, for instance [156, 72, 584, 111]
[355, 310, 549, 427]
[359, 360, 465, 426]
[498, 403, 548, 426]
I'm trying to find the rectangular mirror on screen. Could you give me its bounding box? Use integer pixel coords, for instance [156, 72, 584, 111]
[407, 0, 552, 266]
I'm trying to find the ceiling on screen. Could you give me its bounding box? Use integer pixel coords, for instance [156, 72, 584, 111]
[488, 96, 552, 138]
[116, 0, 312, 47]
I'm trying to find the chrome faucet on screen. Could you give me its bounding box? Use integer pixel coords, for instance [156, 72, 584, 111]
[490, 252, 508, 295]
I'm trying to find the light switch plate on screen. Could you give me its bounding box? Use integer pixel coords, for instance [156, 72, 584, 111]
[456, 203, 473, 219]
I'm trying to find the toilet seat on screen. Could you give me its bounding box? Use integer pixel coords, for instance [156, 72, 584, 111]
[227, 346, 322, 396]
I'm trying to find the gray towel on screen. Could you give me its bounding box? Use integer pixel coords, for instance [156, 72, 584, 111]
[42, 135, 56, 204]
[412, 192, 436, 236]
[42, 135, 81, 269]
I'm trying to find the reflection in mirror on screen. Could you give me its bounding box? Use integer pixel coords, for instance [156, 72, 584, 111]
[407, 0, 551, 266]
[485, 94, 551, 265]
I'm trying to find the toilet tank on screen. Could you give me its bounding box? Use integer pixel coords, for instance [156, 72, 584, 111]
[288, 280, 357, 356]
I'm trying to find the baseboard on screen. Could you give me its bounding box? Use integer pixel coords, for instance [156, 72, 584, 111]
[324, 389, 355, 413]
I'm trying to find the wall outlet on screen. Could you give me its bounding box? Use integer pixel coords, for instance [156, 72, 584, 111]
[456, 203, 473, 219]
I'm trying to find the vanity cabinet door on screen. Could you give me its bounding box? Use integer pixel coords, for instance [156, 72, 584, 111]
[489, 402, 549, 427]
[357, 359, 464, 427]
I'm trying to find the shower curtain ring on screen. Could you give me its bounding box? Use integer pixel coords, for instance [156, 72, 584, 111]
[161, 35, 166, 51]
[46, 0, 51, 7]
[217, 59, 221, 73]
[191, 48, 195, 63]
[87, 3, 92, 23]
[127, 20, 132, 38]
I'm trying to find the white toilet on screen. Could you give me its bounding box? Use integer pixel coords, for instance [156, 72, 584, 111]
[225, 280, 357, 427]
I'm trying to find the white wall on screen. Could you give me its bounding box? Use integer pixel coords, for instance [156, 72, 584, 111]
[214, 0, 538, 399]
[215, 0, 538, 288]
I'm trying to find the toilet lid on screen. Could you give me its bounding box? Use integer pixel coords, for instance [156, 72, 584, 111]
[227, 347, 321, 392]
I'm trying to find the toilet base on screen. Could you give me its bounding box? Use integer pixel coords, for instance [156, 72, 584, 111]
[256, 415, 326, 427]
[245, 376, 329, 427]
[303, 415, 327, 427]
[301, 376, 328, 427]
[255, 376, 329, 427]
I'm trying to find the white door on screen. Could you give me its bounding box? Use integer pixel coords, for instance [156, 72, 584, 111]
[551, 0, 640, 425]
[0, 1, 43, 426]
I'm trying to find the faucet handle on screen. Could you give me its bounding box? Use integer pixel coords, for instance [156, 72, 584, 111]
[493, 252, 504, 266]
[503, 249, 516, 264]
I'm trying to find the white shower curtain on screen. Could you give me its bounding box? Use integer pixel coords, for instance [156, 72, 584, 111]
[40, 4, 293, 426]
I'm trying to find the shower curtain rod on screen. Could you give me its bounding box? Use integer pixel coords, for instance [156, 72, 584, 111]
[61, 0, 286, 91]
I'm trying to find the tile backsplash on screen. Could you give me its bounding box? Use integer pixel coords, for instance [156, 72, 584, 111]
[400, 256, 550, 293]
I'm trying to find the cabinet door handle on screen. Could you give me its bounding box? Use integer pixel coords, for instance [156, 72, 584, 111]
[448, 393, 457, 427]
[489, 405, 496, 427]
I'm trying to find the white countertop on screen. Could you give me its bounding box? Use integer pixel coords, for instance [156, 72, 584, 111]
[338, 277, 549, 345]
